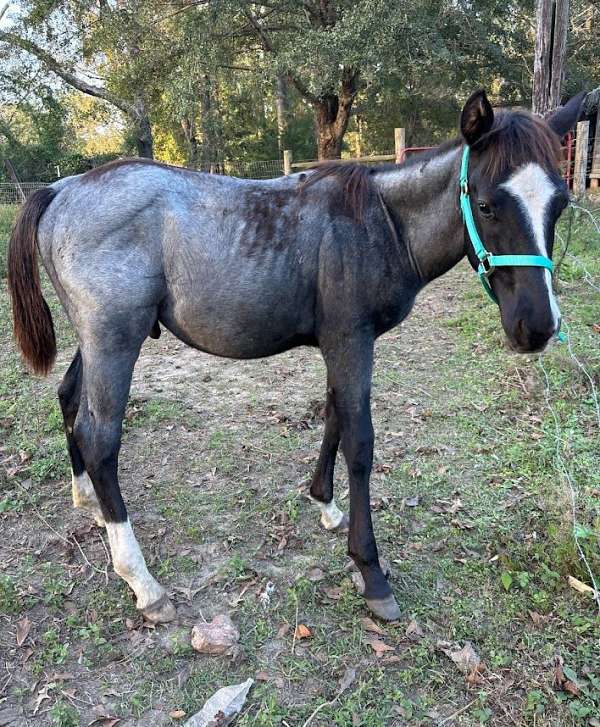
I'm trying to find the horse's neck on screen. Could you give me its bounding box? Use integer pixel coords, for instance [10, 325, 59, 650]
[374, 145, 465, 284]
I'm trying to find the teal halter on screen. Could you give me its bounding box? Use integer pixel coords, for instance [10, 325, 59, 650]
[459, 145, 555, 305]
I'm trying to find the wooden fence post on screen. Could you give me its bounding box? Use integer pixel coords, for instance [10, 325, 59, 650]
[573, 120, 589, 197]
[394, 128, 406, 164]
[283, 149, 293, 176]
[590, 120, 600, 190]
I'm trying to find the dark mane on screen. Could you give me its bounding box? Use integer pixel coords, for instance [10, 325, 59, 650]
[472, 109, 562, 180]
[302, 109, 562, 221]
[301, 162, 375, 223]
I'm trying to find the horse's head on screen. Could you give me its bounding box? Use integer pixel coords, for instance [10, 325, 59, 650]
[459, 89, 585, 353]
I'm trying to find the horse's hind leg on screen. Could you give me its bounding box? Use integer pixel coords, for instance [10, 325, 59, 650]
[308, 385, 348, 531]
[73, 342, 175, 624]
[58, 349, 104, 527]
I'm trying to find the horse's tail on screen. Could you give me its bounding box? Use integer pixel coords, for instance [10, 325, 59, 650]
[7, 187, 57, 375]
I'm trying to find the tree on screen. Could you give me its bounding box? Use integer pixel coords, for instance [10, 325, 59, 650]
[0, 1, 177, 157]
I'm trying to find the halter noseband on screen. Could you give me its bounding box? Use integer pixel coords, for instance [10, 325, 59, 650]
[459, 145, 555, 304]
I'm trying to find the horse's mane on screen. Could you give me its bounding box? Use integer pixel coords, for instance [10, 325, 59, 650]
[473, 109, 562, 180]
[302, 109, 562, 222]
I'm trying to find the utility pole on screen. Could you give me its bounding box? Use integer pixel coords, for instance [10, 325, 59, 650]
[532, 0, 569, 115]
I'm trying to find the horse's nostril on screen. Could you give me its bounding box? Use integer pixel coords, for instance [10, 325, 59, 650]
[514, 317, 556, 351]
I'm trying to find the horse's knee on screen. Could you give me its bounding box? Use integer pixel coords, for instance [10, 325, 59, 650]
[73, 415, 119, 470]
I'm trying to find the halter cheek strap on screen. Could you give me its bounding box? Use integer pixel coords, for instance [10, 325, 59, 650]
[459, 146, 564, 341]
[460, 145, 554, 303]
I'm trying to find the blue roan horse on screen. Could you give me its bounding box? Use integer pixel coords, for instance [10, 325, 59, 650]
[8, 90, 583, 622]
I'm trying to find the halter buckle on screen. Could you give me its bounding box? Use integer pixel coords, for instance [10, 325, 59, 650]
[480, 254, 495, 277]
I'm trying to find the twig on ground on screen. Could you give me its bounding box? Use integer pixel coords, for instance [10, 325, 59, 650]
[14, 481, 70, 545]
[291, 594, 299, 654]
[439, 698, 478, 725]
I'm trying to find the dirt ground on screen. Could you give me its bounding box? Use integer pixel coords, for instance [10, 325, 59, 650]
[1, 235, 599, 725]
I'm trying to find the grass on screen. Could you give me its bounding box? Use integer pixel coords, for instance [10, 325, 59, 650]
[0, 203, 16, 278]
[0, 199, 599, 725]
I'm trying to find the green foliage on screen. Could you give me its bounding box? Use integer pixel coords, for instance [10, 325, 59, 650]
[2, 0, 598, 170]
[50, 701, 79, 727]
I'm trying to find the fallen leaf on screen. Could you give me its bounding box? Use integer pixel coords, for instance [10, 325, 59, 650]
[294, 624, 312, 640]
[307, 567, 325, 582]
[563, 680, 580, 696]
[553, 656, 581, 697]
[360, 617, 385, 635]
[437, 641, 481, 674]
[323, 586, 342, 600]
[255, 671, 270, 682]
[33, 685, 53, 716]
[276, 623, 290, 638]
[183, 678, 253, 726]
[466, 662, 486, 686]
[339, 667, 356, 692]
[447, 498, 463, 514]
[567, 575, 596, 596]
[365, 636, 395, 657]
[191, 614, 240, 655]
[16, 617, 31, 647]
[405, 619, 424, 640]
[528, 610, 544, 625]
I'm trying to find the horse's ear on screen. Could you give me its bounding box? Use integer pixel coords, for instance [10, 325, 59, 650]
[460, 89, 494, 146]
[546, 91, 586, 138]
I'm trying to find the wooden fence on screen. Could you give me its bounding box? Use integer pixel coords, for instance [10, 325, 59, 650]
[284, 126, 596, 199]
[1, 123, 597, 204]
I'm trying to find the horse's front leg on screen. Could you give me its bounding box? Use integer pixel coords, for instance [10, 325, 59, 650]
[323, 336, 401, 621]
[308, 384, 348, 531]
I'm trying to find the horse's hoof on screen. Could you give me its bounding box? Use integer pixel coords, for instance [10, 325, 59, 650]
[325, 512, 349, 533]
[366, 594, 401, 621]
[142, 595, 177, 624]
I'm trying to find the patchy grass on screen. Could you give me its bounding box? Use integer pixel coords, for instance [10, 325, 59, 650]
[0, 201, 599, 725]
[0, 203, 17, 278]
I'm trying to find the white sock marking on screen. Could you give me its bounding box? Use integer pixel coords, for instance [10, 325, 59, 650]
[500, 163, 561, 329]
[105, 519, 165, 611]
[71, 471, 105, 526]
[310, 496, 345, 529]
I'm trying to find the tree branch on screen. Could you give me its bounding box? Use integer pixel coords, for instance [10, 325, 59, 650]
[243, 9, 275, 52]
[0, 29, 134, 115]
[286, 73, 319, 105]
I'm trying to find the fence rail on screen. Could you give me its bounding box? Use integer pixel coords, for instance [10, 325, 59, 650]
[1, 122, 596, 205]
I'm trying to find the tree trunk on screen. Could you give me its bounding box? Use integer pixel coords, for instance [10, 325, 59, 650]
[276, 74, 288, 155]
[133, 113, 154, 158]
[197, 74, 224, 172]
[532, 0, 569, 116]
[313, 70, 359, 160]
[181, 117, 200, 168]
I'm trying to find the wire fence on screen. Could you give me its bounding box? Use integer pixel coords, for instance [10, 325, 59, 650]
[0, 181, 50, 205]
[1, 132, 596, 205]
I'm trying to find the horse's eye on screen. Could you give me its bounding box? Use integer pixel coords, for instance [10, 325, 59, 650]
[478, 201, 492, 217]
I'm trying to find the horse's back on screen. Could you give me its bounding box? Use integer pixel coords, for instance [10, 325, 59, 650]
[37, 161, 322, 357]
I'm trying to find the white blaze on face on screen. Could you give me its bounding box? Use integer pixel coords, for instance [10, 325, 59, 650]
[500, 163, 561, 329]
[105, 519, 166, 611]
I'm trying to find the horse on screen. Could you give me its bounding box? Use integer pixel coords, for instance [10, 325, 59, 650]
[7, 89, 584, 623]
